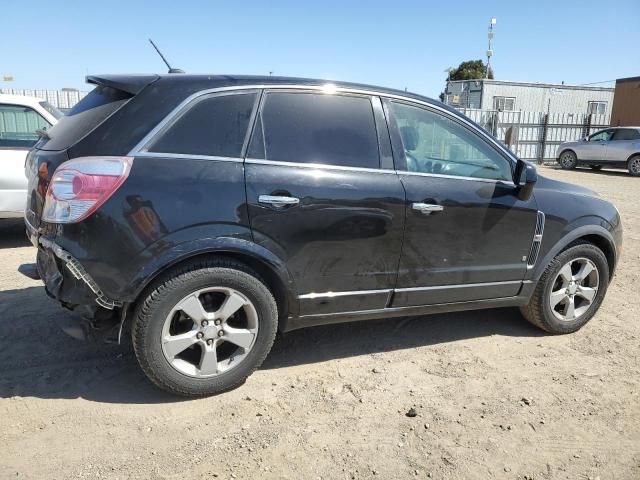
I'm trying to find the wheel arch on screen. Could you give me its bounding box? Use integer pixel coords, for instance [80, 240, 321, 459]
[530, 225, 618, 283]
[558, 148, 577, 159]
[626, 152, 640, 163]
[119, 239, 297, 341]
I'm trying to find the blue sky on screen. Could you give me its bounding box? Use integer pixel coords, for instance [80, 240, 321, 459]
[2, 0, 638, 97]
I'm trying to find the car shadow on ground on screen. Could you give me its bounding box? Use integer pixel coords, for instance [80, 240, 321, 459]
[0, 219, 30, 249]
[0, 284, 544, 404]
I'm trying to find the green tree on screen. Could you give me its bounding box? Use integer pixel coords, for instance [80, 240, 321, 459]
[446, 60, 494, 81]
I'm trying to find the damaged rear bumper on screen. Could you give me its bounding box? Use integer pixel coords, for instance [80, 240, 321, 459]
[38, 237, 123, 310]
[19, 236, 125, 342]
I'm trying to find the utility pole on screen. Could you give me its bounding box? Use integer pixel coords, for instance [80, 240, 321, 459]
[486, 17, 496, 79]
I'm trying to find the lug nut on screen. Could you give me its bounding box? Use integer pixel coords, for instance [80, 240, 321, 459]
[201, 320, 209, 327]
[214, 319, 222, 326]
[218, 330, 224, 337]
[207, 339, 214, 346]
[196, 332, 203, 339]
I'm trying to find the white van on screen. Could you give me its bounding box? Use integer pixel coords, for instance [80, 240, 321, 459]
[0, 94, 62, 218]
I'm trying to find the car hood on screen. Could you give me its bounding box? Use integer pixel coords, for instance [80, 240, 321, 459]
[535, 174, 598, 197]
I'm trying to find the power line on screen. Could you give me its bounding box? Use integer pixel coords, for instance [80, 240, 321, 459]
[579, 79, 617, 86]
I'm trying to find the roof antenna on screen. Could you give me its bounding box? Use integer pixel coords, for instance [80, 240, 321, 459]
[148, 38, 184, 74]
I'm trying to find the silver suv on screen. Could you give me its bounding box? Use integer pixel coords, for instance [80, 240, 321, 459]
[557, 127, 640, 176]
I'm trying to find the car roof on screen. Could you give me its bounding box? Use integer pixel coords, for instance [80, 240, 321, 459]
[87, 73, 454, 113]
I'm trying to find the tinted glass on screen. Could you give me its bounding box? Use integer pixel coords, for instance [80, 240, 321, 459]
[589, 130, 613, 141]
[390, 101, 512, 181]
[148, 93, 257, 157]
[40, 86, 132, 151]
[258, 92, 380, 168]
[612, 129, 640, 141]
[0, 104, 51, 148]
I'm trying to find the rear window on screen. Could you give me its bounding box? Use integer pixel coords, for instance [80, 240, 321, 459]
[37, 86, 132, 151]
[146, 92, 257, 158]
[612, 129, 640, 141]
[250, 92, 380, 169]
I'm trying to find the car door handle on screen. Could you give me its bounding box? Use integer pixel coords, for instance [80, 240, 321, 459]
[412, 203, 444, 214]
[258, 195, 300, 207]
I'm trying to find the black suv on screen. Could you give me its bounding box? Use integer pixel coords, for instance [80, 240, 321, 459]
[22, 74, 623, 396]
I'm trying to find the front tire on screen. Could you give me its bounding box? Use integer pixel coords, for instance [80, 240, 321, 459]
[559, 150, 578, 170]
[628, 155, 640, 177]
[132, 258, 278, 397]
[520, 242, 609, 334]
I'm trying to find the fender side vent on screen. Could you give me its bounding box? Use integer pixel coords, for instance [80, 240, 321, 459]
[527, 211, 545, 268]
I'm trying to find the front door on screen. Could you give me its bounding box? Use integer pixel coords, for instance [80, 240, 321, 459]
[579, 129, 614, 161]
[384, 99, 539, 307]
[245, 90, 405, 315]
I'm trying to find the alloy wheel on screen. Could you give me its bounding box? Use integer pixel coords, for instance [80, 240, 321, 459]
[548, 257, 599, 322]
[630, 157, 640, 175]
[559, 152, 576, 168]
[161, 287, 259, 377]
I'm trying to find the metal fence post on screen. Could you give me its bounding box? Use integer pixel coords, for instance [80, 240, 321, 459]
[539, 113, 549, 165]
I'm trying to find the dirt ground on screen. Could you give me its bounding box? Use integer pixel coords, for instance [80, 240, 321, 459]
[0, 166, 638, 480]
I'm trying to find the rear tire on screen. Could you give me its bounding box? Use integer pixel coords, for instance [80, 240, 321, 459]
[520, 242, 609, 334]
[628, 155, 640, 177]
[559, 150, 578, 170]
[589, 165, 603, 171]
[132, 257, 278, 397]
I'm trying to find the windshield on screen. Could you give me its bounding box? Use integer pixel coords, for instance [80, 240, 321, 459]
[39, 101, 64, 120]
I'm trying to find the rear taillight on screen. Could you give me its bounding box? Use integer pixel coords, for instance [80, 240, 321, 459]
[42, 156, 133, 223]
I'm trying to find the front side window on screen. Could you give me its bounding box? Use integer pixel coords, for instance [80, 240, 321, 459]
[589, 130, 614, 142]
[389, 101, 512, 181]
[252, 92, 380, 169]
[612, 129, 640, 141]
[0, 104, 51, 148]
[147, 92, 257, 157]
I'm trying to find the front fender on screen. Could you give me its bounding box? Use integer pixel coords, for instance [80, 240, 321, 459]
[526, 218, 618, 282]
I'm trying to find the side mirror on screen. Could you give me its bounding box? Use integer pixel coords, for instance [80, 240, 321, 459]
[514, 159, 537, 201]
[583, 136, 589, 142]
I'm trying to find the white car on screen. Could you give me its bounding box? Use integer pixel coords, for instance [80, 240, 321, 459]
[0, 94, 62, 218]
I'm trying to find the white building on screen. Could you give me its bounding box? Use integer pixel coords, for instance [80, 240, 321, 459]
[443, 79, 614, 117]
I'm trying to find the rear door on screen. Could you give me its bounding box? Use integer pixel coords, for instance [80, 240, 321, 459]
[607, 128, 640, 162]
[0, 103, 51, 216]
[244, 90, 405, 316]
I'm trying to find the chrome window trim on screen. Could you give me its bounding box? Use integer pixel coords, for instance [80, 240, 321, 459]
[128, 84, 520, 168]
[398, 169, 515, 186]
[134, 152, 244, 163]
[245, 158, 397, 175]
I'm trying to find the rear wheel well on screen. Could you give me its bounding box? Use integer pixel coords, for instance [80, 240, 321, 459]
[125, 251, 290, 337]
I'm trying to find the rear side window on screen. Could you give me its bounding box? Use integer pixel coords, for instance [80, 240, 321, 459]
[612, 129, 640, 141]
[39, 86, 132, 151]
[251, 92, 380, 169]
[0, 104, 51, 148]
[147, 92, 257, 158]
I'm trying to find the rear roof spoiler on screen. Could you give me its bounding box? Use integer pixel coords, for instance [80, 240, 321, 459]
[85, 74, 160, 95]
